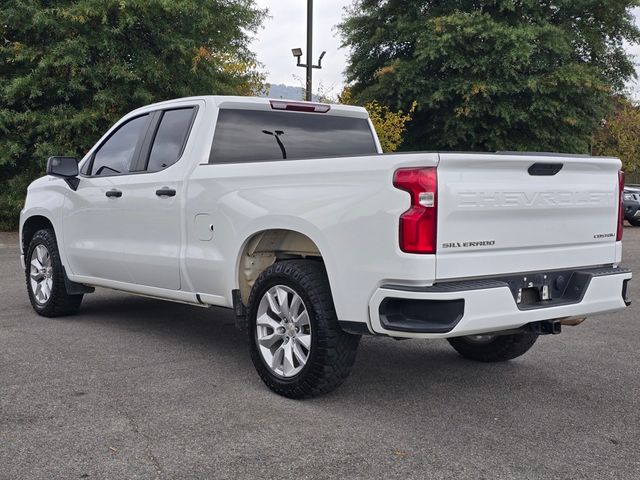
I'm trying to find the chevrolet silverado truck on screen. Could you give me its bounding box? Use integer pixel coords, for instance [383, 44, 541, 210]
[20, 96, 632, 398]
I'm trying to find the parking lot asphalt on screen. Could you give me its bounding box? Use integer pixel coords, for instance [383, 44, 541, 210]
[1, 228, 639, 480]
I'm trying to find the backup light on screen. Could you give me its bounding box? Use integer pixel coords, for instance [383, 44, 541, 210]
[419, 192, 435, 207]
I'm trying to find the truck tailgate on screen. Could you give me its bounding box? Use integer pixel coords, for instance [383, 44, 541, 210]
[436, 153, 621, 280]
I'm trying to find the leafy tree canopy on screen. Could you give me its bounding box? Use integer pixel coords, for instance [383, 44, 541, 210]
[0, 0, 265, 229]
[593, 96, 640, 176]
[339, 88, 416, 152]
[339, 0, 640, 153]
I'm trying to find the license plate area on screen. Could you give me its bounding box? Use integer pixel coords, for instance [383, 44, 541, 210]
[518, 286, 543, 305]
[513, 274, 553, 307]
[506, 269, 594, 310]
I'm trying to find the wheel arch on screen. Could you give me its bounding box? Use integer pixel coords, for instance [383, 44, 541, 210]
[21, 215, 56, 254]
[235, 228, 327, 306]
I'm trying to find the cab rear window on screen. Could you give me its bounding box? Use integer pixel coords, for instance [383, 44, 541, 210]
[209, 109, 377, 164]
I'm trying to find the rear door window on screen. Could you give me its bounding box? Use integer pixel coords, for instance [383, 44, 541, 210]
[209, 109, 377, 164]
[146, 107, 196, 172]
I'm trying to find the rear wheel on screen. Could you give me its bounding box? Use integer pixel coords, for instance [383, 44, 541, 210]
[247, 260, 360, 398]
[447, 332, 537, 362]
[25, 229, 83, 317]
[628, 218, 640, 227]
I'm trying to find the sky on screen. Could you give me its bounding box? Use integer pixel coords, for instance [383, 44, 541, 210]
[251, 0, 350, 96]
[251, 1, 640, 99]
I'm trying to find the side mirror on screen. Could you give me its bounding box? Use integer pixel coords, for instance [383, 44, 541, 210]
[46, 156, 79, 190]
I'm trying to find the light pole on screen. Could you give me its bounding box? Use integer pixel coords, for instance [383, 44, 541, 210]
[291, 0, 326, 101]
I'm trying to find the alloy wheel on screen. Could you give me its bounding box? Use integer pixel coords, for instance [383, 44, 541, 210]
[30, 244, 53, 304]
[255, 285, 312, 378]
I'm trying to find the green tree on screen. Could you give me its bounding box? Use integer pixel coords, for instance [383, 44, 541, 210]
[0, 0, 265, 230]
[592, 96, 640, 176]
[339, 88, 416, 152]
[367, 99, 417, 152]
[339, 0, 640, 153]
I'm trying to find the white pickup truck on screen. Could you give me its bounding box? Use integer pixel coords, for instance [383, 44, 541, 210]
[20, 96, 632, 398]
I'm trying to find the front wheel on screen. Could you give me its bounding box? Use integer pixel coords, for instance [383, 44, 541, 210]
[25, 228, 83, 317]
[628, 218, 640, 227]
[247, 260, 360, 398]
[447, 332, 538, 362]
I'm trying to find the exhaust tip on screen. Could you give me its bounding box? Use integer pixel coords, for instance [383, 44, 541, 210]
[560, 317, 587, 327]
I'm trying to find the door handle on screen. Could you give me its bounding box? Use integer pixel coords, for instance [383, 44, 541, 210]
[156, 187, 176, 197]
[105, 189, 122, 198]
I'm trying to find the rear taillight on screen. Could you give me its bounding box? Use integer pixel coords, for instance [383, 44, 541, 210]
[393, 167, 438, 254]
[617, 170, 625, 241]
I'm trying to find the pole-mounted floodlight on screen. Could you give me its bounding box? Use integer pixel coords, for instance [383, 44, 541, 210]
[291, 48, 303, 66]
[293, 49, 326, 69]
[318, 51, 326, 65]
[291, 0, 325, 101]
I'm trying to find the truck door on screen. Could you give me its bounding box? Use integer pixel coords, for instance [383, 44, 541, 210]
[63, 113, 152, 284]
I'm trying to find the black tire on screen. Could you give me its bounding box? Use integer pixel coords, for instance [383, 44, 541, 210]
[628, 218, 640, 227]
[447, 332, 537, 362]
[247, 260, 360, 398]
[25, 228, 83, 317]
